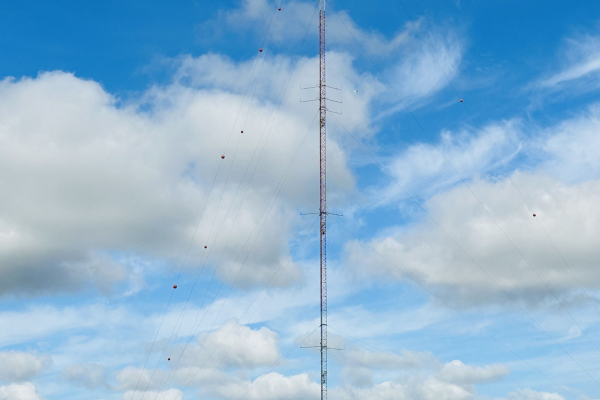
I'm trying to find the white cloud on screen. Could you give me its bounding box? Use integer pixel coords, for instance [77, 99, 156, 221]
[0, 56, 357, 296]
[335, 380, 407, 400]
[380, 119, 521, 204]
[0, 382, 43, 400]
[537, 34, 600, 90]
[115, 366, 164, 392]
[347, 171, 600, 305]
[213, 372, 319, 400]
[439, 360, 509, 384]
[115, 322, 279, 393]
[333, 376, 474, 400]
[504, 388, 565, 400]
[540, 104, 600, 183]
[333, 344, 508, 399]
[116, 364, 233, 394]
[344, 101, 600, 306]
[63, 362, 108, 389]
[0, 304, 130, 347]
[121, 388, 182, 400]
[336, 347, 439, 371]
[341, 366, 374, 387]
[380, 28, 464, 111]
[0, 351, 51, 382]
[204, 0, 463, 110]
[183, 321, 280, 369]
[214, 0, 417, 54]
[0, 0, 468, 299]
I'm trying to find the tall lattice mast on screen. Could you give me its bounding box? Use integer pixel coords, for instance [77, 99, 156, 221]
[318, 1, 327, 400]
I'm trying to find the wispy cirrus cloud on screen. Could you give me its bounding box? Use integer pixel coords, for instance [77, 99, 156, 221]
[535, 32, 600, 92]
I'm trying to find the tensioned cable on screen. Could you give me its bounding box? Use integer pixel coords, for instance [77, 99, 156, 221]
[161, 109, 319, 393]
[149, 3, 322, 393]
[192, 218, 320, 399]
[131, 290, 177, 396]
[182, 216, 318, 396]
[336, 1, 600, 322]
[332, 104, 600, 360]
[178, 114, 320, 392]
[390, 0, 600, 321]
[151, 4, 324, 394]
[329, 9, 600, 385]
[134, 7, 283, 399]
[328, 114, 593, 396]
[132, 71, 250, 400]
[331, 220, 580, 400]
[328, 326, 506, 400]
[226, 325, 321, 400]
[383, 0, 600, 323]
[147, 7, 285, 388]
[178, 7, 596, 396]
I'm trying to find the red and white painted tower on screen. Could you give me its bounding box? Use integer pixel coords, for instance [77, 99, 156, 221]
[318, 1, 328, 400]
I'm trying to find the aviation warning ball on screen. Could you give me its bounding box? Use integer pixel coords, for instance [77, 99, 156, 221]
[278, 7, 281, 10]
[221, 155, 225, 159]
[460, 99, 463, 103]
[173, 284, 177, 289]
[168, 358, 171, 361]
[533, 213, 536, 217]
[204, 245, 207, 249]
[259, 48, 263, 52]
[241, 130, 244, 133]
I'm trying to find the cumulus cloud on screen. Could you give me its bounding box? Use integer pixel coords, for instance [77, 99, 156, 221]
[116, 322, 279, 393]
[212, 0, 416, 53]
[0, 56, 356, 296]
[336, 347, 439, 371]
[184, 321, 280, 369]
[63, 362, 108, 389]
[347, 171, 600, 305]
[334, 376, 474, 400]
[186, 348, 511, 400]
[346, 102, 600, 307]
[115, 366, 164, 392]
[212, 372, 319, 400]
[203, 0, 463, 109]
[0, 304, 131, 347]
[121, 388, 182, 400]
[539, 104, 600, 183]
[0, 0, 467, 299]
[0, 382, 43, 400]
[338, 347, 438, 388]
[438, 360, 509, 384]
[0, 351, 51, 382]
[504, 388, 565, 400]
[116, 364, 232, 394]
[333, 345, 508, 399]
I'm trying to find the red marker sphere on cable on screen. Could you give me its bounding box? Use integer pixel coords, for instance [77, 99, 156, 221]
[204, 245, 207, 249]
[173, 284, 177, 289]
[460, 99, 463, 103]
[278, 7, 281, 11]
[259, 48, 263, 52]
[168, 358, 171, 361]
[221, 155, 225, 159]
[241, 130, 244, 133]
[533, 213, 536, 217]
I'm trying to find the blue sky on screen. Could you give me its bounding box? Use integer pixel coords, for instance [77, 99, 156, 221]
[2, 1, 600, 400]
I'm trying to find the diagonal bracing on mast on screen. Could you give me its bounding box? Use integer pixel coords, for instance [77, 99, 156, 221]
[318, 1, 328, 400]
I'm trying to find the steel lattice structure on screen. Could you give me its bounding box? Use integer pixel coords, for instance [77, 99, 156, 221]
[318, 1, 327, 400]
